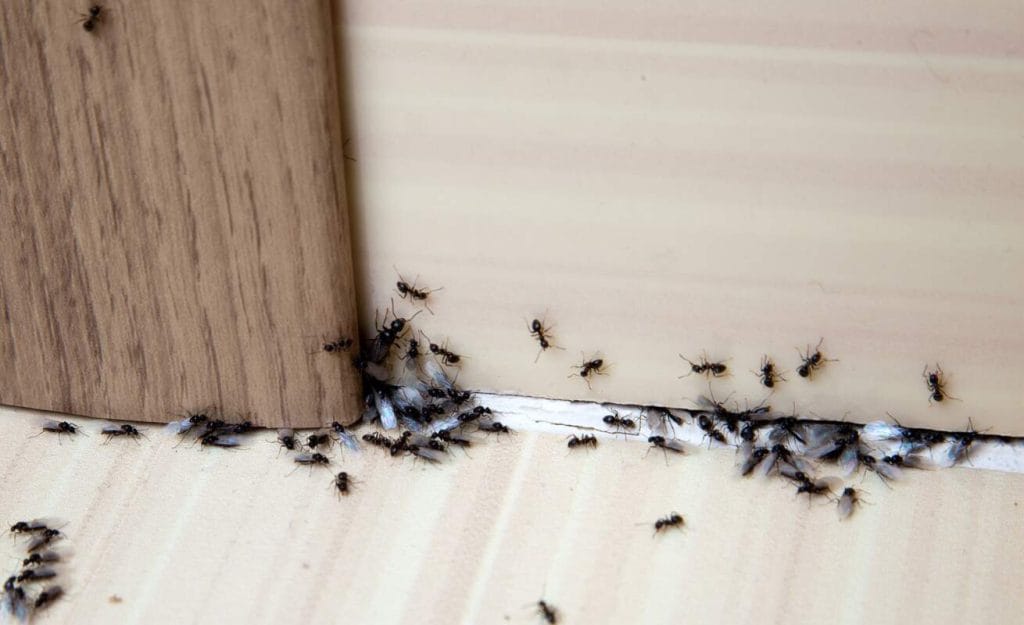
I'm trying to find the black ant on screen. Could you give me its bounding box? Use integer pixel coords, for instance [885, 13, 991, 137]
[306, 433, 332, 449]
[320, 337, 353, 354]
[294, 452, 330, 467]
[527, 318, 562, 362]
[390, 431, 413, 456]
[22, 552, 60, 568]
[788, 472, 836, 500]
[754, 355, 785, 388]
[923, 364, 955, 403]
[642, 406, 683, 437]
[569, 354, 607, 388]
[9, 520, 51, 535]
[602, 410, 637, 432]
[837, 487, 863, 520]
[395, 268, 442, 313]
[16, 567, 57, 583]
[433, 430, 472, 448]
[77, 5, 104, 32]
[333, 471, 351, 496]
[368, 301, 420, 363]
[199, 433, 240, 448]
[422, 332, 462, 366]
[363, 432, 393, 452]
[401, 339, 423, 372]
[696, 415, 727, 447]
[796, 338, 835, 379]
[479, 421, 512, 435]
[740, 446, 770, 476]
[770, 416, 806, 445]
[27, 529, 62, 552]
[947, 419, 982, 466]
[653, 512, 685, 535]
[647, 435, 686, 456]
[277, 429, 298, 451]
[34, 585, 63, 610]
[536, 600, 558, 624]
[679, 352, 729, 378]
[739, 423, 757, 442]
[447, 388, 472, 406]
[102, 423, 144, 441]
[228, 420, 254, 435]
[37, 420, 82, 437]
[567, 434, 598, 449]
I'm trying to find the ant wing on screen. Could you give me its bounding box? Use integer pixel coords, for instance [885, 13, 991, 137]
[365, 334, 395, 364]
[410, 445, 444, 463]
[164, 419, 194, 435]
[337, 431, 360, 452]
[757, 449, 779, 478]
[400, 415, 424, 432]
[393, 386, 424, 410]
[945, 439, 969, 467]
[660, 438, 687, 454]
[374, 390, 398, 430]
[212, 435, 241, 448]
[837, 492, 856, 520]
[861, 421, 905, 445]
[24, 518, 64, 533]
[430, 415, 461, 434]
[903, 450, 935, 470]
[839, 446, 860, 477]
[1, 592, 29, 624]
[815, 476, 844, 494]
[803, 438, 841, 461]
[420, 358, 453, 391]
[801, 424, 842, 449]
[875, 461, 903, 482]
[778, 462, 805, 482]
[644, 411, 669, 437]
[738, 446, 766, 477]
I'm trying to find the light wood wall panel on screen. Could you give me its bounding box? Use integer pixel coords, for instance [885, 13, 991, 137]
[0, 1, 361, 427]
[335, 0, 1024, 434]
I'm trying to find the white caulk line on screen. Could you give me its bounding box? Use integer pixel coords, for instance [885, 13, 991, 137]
[472, 392, 1024, 475]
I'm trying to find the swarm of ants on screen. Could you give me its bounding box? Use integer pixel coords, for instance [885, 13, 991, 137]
[20, 267, 1018, 622]
[3, 519, 67, 621]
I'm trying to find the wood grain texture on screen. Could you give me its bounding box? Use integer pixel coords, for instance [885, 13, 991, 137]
[0, 1, 361, 427]
[0, 404, 1020, 625]
[334, 0, 1024, 434]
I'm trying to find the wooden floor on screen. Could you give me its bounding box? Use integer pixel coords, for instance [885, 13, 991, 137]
[0, 403, 1021, 625]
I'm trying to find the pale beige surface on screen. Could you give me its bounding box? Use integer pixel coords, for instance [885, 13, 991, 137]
[2, 404, 1022, 625]
[335, 0, 1024, 434]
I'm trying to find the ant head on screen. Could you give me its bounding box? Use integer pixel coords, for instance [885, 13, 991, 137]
[531, 319, 542, 332]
